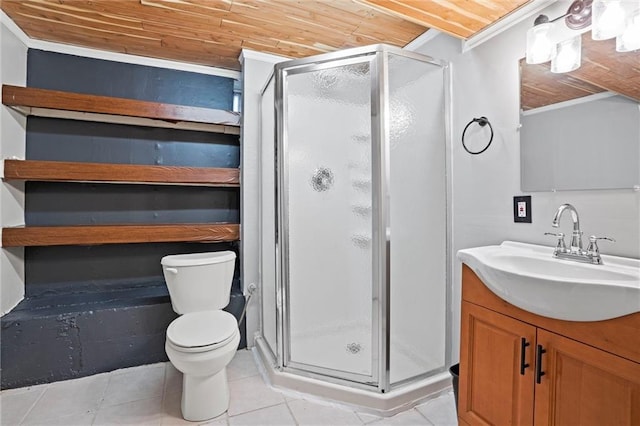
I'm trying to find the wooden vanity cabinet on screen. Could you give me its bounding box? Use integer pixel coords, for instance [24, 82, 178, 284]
[459, 265, 640, 426]
[534, 329, 640, 426]
[460, 301, 536, 425]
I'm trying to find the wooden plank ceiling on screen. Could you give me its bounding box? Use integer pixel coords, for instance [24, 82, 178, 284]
[521, 32, 640, 110]
[1, 0, 530, 71]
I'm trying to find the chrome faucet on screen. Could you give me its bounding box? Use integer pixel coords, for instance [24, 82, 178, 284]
[552, 203, 582, 253]
[545, 203, 615, 265]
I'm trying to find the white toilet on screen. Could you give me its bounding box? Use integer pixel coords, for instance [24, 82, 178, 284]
[161, 251, 240, 422]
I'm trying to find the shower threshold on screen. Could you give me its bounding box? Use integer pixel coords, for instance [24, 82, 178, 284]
[252, 336, 452, 417]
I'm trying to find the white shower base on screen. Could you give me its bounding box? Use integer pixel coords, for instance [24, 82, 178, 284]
[290, 325, 437, 384]
[253, 335, 452, 417]
[290, 324, 372, 376]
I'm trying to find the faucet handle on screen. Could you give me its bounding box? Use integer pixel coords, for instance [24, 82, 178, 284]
[587, 235, 615, 256]
[545, 232, 567, 253]
[545, 232, 564, 237]
[588, 236, 615, 243]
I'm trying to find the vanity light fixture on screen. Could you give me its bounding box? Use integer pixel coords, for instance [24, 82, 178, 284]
[525, 0, 640, 72]
[591, 0, 626, 40]
[525, 0, 591, 65]
[551, 34, 582, 73]
[617, 9, 640, 52]
[526, 15, 557, 64]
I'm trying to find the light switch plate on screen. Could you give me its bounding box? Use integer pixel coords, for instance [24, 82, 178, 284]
[513, 195, 532, 223]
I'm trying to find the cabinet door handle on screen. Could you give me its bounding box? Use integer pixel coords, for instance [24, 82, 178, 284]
[535, 344, 546, 384]
[520, 337, 530, 375]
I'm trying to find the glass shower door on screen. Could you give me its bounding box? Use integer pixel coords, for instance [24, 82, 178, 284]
[279, 57, 377, 384]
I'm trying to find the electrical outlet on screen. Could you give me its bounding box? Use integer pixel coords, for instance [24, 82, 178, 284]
[513, 195, 532, 223]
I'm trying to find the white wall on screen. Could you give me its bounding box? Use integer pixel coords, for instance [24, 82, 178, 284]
[0, 17, 28, 315]
[239, 49, 286, 348]
[413, 4, 640, 362]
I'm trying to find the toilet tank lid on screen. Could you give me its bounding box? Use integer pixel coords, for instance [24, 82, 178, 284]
[161, 251, 236, 267]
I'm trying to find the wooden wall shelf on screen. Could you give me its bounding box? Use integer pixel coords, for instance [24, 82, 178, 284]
[3, 160, 240, 187]
[2, 224, 240, 247]
[2, 85, 241, 135]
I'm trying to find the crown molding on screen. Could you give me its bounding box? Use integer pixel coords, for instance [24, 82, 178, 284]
[463, 0, 557, 52]
[239, 49, 288, 65]
[403, 29, 443, 51]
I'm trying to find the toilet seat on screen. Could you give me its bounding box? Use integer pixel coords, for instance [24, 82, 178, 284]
[167, 310, 238, 353]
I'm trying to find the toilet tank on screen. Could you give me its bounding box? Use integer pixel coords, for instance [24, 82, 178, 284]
[161, 251, 236, 314]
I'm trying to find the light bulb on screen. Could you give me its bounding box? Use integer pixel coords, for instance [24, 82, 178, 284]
[551, 35, 582, 73]
[592, 0, 626, 40]
[617, 10, 640, 52]
[526, 22, 557, 64]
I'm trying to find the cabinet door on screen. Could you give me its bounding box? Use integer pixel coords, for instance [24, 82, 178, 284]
[535, 329, 640, 426]
[459, 301, 536, 426]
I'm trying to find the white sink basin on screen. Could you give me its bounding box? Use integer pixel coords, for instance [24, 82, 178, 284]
[457, 241, 640, 322]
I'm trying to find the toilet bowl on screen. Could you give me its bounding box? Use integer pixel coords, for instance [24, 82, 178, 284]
[165, 310, 240, 421]
[161, 251, 239, 422]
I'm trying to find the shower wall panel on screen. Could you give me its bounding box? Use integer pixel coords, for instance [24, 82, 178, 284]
[260, 78, 278, 356]
[387, 54, 447, 384]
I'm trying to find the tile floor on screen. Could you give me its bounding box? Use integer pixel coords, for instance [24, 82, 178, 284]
[0, 350, 458, 426]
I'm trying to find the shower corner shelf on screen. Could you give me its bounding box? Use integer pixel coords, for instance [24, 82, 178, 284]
[1, 223, 240, 247]
[2, 84, 241, 135]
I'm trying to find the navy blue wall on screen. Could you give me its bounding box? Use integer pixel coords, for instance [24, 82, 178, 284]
[23, 50, 240, 291]
[1, 50, 242, 389]
[26, 117, 239, 166]
[27, 50, 233, 109]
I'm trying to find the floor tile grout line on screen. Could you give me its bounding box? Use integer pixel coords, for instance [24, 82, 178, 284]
[94, 372, 114, 415]
[17, 384, 49, 426]
[355, 411, 382, 425]
[97, 367, 167, 410]
[86, 409, 98, 426]
[285, 398, 368, 426]
[90, 373, 113, 426]
[97, 393, 166, 412]
[413, 407, 436, 425]
[227, 371, 260, 383]
[227, 399, 289, 420]
[283, 399, 301, 426]
[161, 364, 170, 411]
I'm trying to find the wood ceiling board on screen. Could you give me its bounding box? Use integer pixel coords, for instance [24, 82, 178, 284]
[439, 0, 522, 22]
[21, 1, 146, 28]
[217, 11, 347, 46]
[8, 3, 158, 41]
[298, 0, 424, 35]
[357, 0, 476, 38]
[226, 1, 421, 46]
[358, 0, 530, 39]
[99, 0, 226, 25]
[1, 0, 532, 70]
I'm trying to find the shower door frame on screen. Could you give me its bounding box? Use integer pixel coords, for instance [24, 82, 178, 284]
[272, 44, 451, 394]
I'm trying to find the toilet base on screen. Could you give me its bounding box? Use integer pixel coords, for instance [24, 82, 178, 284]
[181, 368, 230, 422]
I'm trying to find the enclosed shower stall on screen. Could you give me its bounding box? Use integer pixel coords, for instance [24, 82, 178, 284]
[257, 45, 450, 411]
